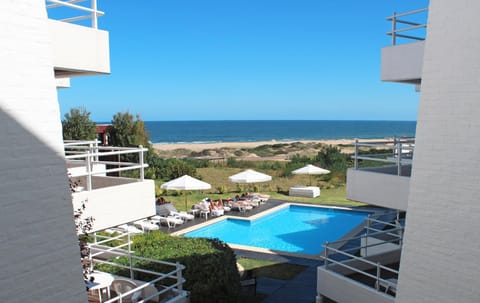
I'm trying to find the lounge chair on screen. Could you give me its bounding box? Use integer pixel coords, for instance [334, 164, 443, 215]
[133, 220, 160, 232]
[163, 203, 194, 221]
[115, 224, 143, 234]
[151, 215, 183, 229]
[110, 278, 143, 303]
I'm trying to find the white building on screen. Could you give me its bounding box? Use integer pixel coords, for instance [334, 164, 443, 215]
[317, 1, 480, 303]
[0, 1, 159, 301]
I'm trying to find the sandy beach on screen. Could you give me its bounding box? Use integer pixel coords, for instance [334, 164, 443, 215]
[153, 138, 387, 152]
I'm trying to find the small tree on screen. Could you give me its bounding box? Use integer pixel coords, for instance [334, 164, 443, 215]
[109, 112, 151, 148]
[62, 107, 97, 140]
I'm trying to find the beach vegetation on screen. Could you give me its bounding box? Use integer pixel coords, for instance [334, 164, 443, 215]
[62, 107, 97, 140]
[109, 111, 150, 147]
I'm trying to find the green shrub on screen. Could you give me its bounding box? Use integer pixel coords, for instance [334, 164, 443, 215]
[98, 232, 241, 303]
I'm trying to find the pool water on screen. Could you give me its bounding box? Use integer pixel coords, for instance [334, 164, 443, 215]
[184, 205, 369, 255]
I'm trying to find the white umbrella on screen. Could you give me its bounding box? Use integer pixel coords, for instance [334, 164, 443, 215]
[292, 164, 330, 186]
[229, 169, 272, 189]
[161, 175, 211, 211]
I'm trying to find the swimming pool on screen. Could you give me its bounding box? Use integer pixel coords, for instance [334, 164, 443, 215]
[184, 205, 369, 255]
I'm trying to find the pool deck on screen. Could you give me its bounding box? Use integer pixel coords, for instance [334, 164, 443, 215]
[155, 200, 381, 303]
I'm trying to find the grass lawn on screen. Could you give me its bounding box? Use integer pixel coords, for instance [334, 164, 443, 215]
[237, 257, 308, 280]
[157, 167, 364, 211]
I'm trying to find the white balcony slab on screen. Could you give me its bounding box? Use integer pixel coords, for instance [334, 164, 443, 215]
[381, 41, 424, 84]
[346, 168, 409, 211]
[49, 19, 110, 77]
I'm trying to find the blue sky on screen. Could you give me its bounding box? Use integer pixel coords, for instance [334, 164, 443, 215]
[57, 0, 428, 122]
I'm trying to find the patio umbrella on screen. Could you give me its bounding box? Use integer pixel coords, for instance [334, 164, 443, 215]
[229, 169, 272, 190]
[292, 164, 330, 186]
[161, 175, 211, 211]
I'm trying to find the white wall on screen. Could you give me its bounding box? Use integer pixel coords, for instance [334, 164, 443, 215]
[73, 179, 156, 232]
[381, 41, 424, 83]
[49, 19, 110, 76]
[0, 1, 87, 302]
[396, 1, 480, 302]
[346, 168, 409, 211]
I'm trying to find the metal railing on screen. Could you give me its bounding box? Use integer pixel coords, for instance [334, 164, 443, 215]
[65, 140, 148, 191]
[46, 0, 104, 29]
[387, 8, 428, 45]
[322, 213, 403, 295]
[352, 137, 415, 176]
[89, 231, 188, 303]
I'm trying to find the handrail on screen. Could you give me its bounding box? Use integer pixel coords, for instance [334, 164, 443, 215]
[386, 8, 428, 45]
[352, 137, 415, 177]
[46, 0, 104, 29]
[321, 215, 403, 295]
[89, 231, 187, 302]
[65, 140, 148, 191]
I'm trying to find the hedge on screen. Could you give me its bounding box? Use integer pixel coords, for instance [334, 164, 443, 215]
[97, 232, 241, 303]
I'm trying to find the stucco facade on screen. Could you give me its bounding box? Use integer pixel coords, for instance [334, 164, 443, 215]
[0, 1, 87, 301]
[396, 1, 480, 302]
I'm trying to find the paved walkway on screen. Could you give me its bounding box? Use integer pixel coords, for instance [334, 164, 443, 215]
[235, 249, 322, 303]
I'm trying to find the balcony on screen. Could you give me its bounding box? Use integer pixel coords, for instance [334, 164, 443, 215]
[46, 0, 110, 78]
[346, 138, 414, 211]
[381, 8, 427, 85]
[65, 141, 155, 232]
[316, 214, 403, 303]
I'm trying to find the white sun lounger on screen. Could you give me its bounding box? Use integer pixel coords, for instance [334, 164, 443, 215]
[151, 215, 183, 229]
[134, 220, 160, 232]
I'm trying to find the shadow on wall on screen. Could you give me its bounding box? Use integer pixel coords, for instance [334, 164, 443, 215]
[0, 108, 87, 300]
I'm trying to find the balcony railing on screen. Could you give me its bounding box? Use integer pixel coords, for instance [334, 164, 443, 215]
[46, 0, 104, 29]
[321, 212, 403, 296]
[387, 8, 428, 45]
[65, 140, 148, 191]
[89, 232, 188, 302]
[352, 137, 415, 177]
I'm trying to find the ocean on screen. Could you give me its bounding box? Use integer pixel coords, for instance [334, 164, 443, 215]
[144, 120, 416, 144]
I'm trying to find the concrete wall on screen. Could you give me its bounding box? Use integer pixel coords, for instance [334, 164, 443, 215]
[49, 19, 110, 76]
[0, 1, 87, 301]
[72, 179, 156, 232]
[317, 268, 394, 303]
[381, 41, 424, 84]
[346, 168, 409, 211]
[396, 1, 480, 302]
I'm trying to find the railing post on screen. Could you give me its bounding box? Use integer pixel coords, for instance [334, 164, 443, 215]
[324, 242, 329, 269]
[366, 215, 371, 236]
[128, 232, 134, 279]
[176, 262, 183, 291]
[391, 12, 397, 45]
[91, 0, 98, 29]
[86, 149, 92, 191]
[376, 262, 381, 290]
[397, 142, 402, 176]
[354, 139, 359, 169]
[139, 145, 144, 181]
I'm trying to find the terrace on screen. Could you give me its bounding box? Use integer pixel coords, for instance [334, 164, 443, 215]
[65, 140, 155, 232]
[346, 137, 414, 211]
[87, 231, 188, 303]
[46, 0, 110, 81]
[316, 212, 404, 303]
[381, 8, 428, 86]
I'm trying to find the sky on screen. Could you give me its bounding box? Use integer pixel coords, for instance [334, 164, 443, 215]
[56, 0, 429, 122]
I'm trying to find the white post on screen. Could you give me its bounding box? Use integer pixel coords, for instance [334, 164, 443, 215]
[128, 232, 134, 279]
[397, 142, 402, 176]
[392, 12, 397, 45]
[376, 262, 381, 291]
[91, 0, 98, 29]
[176, 262, 183, 291]
[324, 242, 329, 269]
[86, 151, 92, 191]
[139, 145, 144, 181]
[354, 139, 359, 169]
